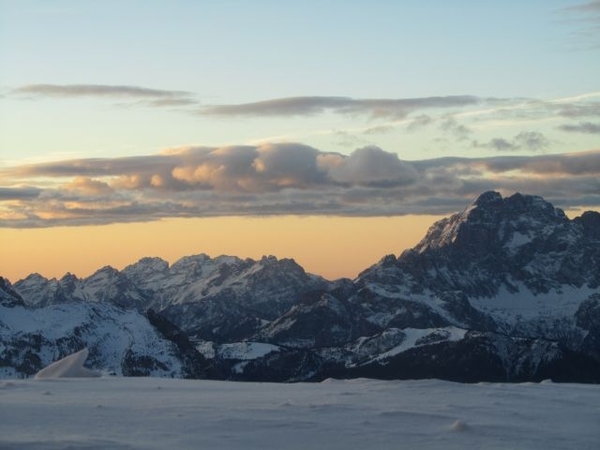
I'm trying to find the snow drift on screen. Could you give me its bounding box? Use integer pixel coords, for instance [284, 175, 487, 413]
[34, 348, 100, 379]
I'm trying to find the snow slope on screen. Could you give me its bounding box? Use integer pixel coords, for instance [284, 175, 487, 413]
[0, 301, 185, 378]
[0, 377, 598, 450]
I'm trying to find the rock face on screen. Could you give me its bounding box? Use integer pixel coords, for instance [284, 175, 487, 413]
[397, 191, 599, 296]
[3, 192, 600, 382]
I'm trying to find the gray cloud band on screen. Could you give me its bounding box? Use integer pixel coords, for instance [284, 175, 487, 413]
[9, 85, 481, 117]
[198, 95, 480, 118]
[10, 84, 197, 108]
[558, 121, 600, 134]
[12, 84, 193, 99]
[9, 85, 600, 125]
[1, 144, 599, 227]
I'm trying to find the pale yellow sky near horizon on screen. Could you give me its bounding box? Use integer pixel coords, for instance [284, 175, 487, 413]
[0, 215, 442, 284]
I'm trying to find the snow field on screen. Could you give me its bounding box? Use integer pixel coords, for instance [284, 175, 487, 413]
[0, 377, 598, 450]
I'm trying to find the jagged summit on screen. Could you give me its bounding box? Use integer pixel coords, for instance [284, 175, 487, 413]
[473, 189, 503, 206]
[575, 210, 600, 240]
[124, 256, 169, 273]
[413, 191, 568, 253]
[60, 272, 79, 283]
[0, 277, 26, 308]
[11, 252, 328, 342]
[373, 191, 600, 297]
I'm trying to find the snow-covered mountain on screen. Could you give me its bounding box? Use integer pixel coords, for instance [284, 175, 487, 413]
[0, 279, 211, 379]
[3, 192, 600, 382]
[13, 254, 328, 342]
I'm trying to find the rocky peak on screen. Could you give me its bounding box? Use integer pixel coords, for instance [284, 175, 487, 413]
[88, 265, 119, 281]
[260, 255, 279, 264]
[169, 254, 248, 281]
[575, 210, 600, 240]
[367, 191, 600, 297]
[413, 191, 569, 255]
[258, 255, 307, 277]
[472, 190, 503, 206]
[13, 273, 60, 307]
[60, 272, 79, 283]
[0, 277, 26, 308]
[20, 272, 51, 285]
[124, 257, 169, 275]
[170, 253, 212, 273]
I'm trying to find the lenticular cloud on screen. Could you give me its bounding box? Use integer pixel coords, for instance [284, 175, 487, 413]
[34, 348, 101, 379]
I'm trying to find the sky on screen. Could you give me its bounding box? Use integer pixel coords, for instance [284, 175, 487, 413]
[1, 0, 599, 282]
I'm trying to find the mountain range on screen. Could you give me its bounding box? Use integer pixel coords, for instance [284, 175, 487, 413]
[2, 191, 599, 382]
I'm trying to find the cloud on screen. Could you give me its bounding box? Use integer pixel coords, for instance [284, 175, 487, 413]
[558, 121, 600, 134]
[199, 95, 481, 118]
[331, 130, 368, 148]
[513, 131, 550, 152]
[1, 144, 599, 227]
[406, 115, 433, 132]
[8, 84, 489, 120]
[63, 177, 114, 196]
[11, 84, 197, 108]
[326, 146, 419, 187]
[363, 125, 395, 135]
[450, 94, 600, 130]
[556, 102, 600, 118]
[476, 150, 600, 176]
[473, 131, 550, 152]
[564, 0, 600, 13]
[0, 186, 42, 200]
[439, 117, 472, 141]
[10, 84, 600, 129]
[561, 1, 600, 50]
[486, 138, 517, 152]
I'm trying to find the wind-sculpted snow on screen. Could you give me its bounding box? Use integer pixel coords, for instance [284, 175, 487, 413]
[0, 377, 599, 450]
[34, 348, 100, 379]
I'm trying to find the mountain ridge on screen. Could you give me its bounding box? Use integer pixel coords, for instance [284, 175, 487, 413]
[2, 191, 600, 382]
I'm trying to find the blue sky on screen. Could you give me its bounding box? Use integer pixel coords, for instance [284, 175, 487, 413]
[2, 1, 597, 96]
[0, 0, 599, 224]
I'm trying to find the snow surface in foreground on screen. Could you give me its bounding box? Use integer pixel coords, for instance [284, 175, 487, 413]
[0, 377, 598, 450]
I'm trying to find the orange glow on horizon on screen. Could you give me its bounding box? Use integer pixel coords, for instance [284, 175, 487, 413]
[0, 215, 440, 283]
